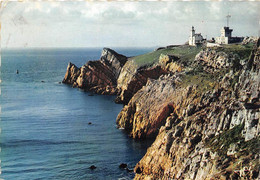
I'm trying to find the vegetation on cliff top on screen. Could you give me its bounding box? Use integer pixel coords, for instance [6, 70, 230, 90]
[219, 43, 254, 60]
[130, 43, 253, 68]
[130, 45, 202, 67]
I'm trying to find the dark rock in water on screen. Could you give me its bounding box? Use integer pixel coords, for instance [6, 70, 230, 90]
[41, 81, 45, 83]
[88, 122, 92, 125]
[58, 82, 61, 84]
[119, 163, 127, 169]
[89, 165, 96, 170]
[16, 70, 19, 74]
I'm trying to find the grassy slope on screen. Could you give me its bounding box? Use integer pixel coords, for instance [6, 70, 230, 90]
[129, 43, 254, 68]
[130, 45, 202, 67]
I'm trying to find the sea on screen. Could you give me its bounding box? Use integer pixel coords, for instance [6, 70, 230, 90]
[0, 48, 154, 180]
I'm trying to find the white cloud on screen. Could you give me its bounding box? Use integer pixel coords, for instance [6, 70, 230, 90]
[1, 1, 259, 48]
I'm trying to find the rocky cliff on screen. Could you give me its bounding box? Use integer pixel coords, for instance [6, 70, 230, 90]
[116, 62, 168, 104]
[63, 48, 127, 95]
[129, 40, 259, 179]
[63, 47, 169, 100]
[63, 40, 259, 179]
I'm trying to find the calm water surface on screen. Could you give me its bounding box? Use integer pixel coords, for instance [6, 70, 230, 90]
[0, 48, 153, 179]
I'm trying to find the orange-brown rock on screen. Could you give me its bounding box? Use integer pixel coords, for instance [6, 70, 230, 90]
[62, 48, 127, 95]
[116, 63, 168, 104]
[117, 75, 181, 139]
[133, 39, 260, 179]
[159, 54, 183, 73]
[63, 62, 81, 86]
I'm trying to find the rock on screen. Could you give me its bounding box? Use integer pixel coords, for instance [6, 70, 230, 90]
[117, 75, 178, 139]
[62, 62, 81, 84]
[194, 48, 242, 73]
[88, 122, 92, 125]
[119, 163, 127, 169]
[116, 63, 168, 104]
[100, 48, 127, 79]
[63, 48, 127, 95]
[227, 143, 237, 156]
[174, 126, 184, 137]
[159, 54, 182, 73]
[63, 40, 260, 179]
[89, 165, 96, 170]
[131, 39, 260, 179]
[242, 36, 258, 45]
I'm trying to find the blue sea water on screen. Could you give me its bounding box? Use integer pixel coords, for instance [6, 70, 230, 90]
[0, 48, 153, 180]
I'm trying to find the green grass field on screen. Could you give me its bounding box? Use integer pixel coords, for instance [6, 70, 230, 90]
[130, 45, 202, 67]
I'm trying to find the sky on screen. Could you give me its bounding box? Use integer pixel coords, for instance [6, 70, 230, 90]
[1, 1, 259, 48]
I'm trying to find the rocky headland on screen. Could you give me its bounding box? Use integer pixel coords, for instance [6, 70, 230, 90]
[63, 38, 259, 179]
[63, 48, 127, 95]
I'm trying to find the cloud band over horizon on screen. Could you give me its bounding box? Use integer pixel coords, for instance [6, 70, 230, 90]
[1, 1, 259, 48]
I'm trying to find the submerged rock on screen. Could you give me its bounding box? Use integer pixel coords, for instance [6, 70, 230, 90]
[89, 165, 97, 170]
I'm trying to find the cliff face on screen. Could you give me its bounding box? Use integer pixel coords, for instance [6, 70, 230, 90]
[63, 40, 259, 179]
[132, 40, 259, 179]
[62, 48, 127, 95]
[116, 62, 168, 104]
[117, 75, 178, 139]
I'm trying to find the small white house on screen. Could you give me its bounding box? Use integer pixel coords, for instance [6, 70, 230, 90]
[189, 26, 204, 46]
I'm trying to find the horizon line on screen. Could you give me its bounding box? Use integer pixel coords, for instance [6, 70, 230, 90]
[1, 46, 163, 49]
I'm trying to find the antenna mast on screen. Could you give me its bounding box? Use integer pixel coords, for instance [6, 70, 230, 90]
[226, 14, 231, 27]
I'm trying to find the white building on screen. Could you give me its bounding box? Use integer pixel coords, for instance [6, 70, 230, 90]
[215, 27, 233, 44]
[215, 26, 243, 44]
[189, 26, 204, 46]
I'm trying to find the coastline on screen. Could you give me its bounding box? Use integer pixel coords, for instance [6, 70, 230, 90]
[63, 38, 260, 179]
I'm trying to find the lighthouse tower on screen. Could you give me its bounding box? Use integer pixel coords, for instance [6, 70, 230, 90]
[191, 26, 195, 37]
[189, 26, 203, 46]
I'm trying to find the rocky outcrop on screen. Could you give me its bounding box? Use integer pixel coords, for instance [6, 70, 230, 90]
[132, 39, 260, 179]
[63, 62, 81, 86]
[116, 62, 168, 104]
[159, 54, 183, 73]
[62, 48, 127, 95]
[100, 48, 128, 79]
[117, 75, 180, 139]
[242, 36, 258, 45]
[194, 49, 240, 72]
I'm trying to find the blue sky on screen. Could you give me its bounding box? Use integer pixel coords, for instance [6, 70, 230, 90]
[1, 1, 259, 48]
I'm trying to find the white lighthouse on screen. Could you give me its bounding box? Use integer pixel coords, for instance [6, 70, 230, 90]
[189, 26, 204, 46]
